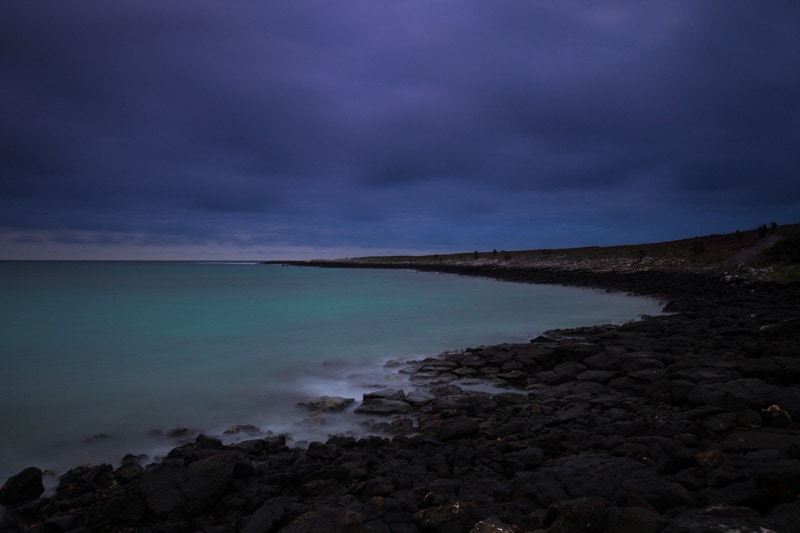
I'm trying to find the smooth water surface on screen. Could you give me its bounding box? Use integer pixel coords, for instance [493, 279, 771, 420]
[0, 261, 663, 480]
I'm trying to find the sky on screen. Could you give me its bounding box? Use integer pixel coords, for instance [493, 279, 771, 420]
[2, 1, 799, 260]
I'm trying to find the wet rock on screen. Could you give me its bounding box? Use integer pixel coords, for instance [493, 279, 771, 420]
[55, 463, 115, 500]
[281, 508, 370, 533]
[702, 412, 737, 433]
[437, 416, 480, 441]
[299, 396, 356, 412]
[723, 427, 800, 455]
[355, 389, 411, 415]
[505, 446, 544, 468]
[553, 341, 603, 359]
[223, 424, 262, 435]
[686, 378, 778, 411]
[355, 398, 411, 415]
[619, 352, 665, 373]
[406, 390, 435, 406]
[627, 368, 668, 383]
[166, 426, 194, 439]
[43, 514, 78, 530]
[457, 353, 488, 367]
[241, 496, 292, 533]
[555, 361, 588, 378]
[577, 369, 618, 383]
[702, 480, 765, 509]
[762, 403, 793, 428]
[606, 506, 668, 533]
[663, 507, 775, 533]
[0, 467, 44, 506]
[492, 392, 529, 405]
[307, 441, 339, 461]
[694, 450, 722, 471]
[136, 450, 251, 517]
[84, 486, 146, 527]
[137, 460, 186, 516]
[414, 501, 475, 532]
[547, 497, 607, 533]
[669, 365, 737, 384]
[469, 517, 519, 532]
[760, 318, 800, 339]
[551, 401, 591, 424]
[495, 370, 528, 383]
[735, 410, 763, 428]
[769, 357, 800, 383]
[752, 457, 800, 503]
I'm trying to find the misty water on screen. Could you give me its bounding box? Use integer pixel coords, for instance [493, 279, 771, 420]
[0, 262, 663, 482]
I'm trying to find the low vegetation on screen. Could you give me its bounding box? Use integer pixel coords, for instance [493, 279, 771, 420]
[331, 223, 800, 282]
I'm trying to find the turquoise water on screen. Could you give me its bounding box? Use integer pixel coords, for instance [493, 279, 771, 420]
[0, 261, 662, 481]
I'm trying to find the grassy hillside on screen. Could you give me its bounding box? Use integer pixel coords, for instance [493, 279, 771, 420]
[338, 223, 800, 282]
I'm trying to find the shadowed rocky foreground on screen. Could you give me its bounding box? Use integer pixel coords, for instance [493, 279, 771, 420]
[2, 267, 800, 532]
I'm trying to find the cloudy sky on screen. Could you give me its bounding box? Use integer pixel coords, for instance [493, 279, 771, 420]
[2, 1, 799, 260]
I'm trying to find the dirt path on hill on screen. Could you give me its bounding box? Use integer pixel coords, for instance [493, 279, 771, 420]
[729, 234, 780, 267]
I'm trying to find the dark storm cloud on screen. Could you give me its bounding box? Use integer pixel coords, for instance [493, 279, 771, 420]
[1, 1, 799, 258]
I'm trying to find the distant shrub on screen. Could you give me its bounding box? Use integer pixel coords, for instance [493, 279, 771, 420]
[764, 233, 800, 262]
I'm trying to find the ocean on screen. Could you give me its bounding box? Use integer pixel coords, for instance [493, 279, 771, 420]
[0, 261, 663, 482]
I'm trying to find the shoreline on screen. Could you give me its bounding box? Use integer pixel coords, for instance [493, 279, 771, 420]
[3, 266, 800, 532]
[0, 264, 658, 487]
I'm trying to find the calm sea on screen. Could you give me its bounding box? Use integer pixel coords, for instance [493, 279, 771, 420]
[0, 261, 662, 482]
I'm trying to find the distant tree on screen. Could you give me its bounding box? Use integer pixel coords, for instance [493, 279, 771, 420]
[758, 224, 768, 238]
[771, 221, 778, 230]
[735, 229, 742, 241]
[492, 249, 498, 256]
[473, 250, 479, 259]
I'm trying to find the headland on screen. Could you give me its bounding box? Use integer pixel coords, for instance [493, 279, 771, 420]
[2, 225, 800, 532]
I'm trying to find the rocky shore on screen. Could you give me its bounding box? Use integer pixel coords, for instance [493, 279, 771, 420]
[2, 267, 800, 532]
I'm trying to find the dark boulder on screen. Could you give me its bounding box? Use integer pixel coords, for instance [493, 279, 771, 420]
[606, 506, 668, 533]
[686, 378, 778, 411]
[137, 460, 186, 517]
[137, 450, 252, 517]
[299, 396, 356, 412]
[0, 467, 44, 507]
[181, 451, 252, 514]
[241, 496, 292, 533]
[281, 508, 370, 533]
[505, 446, 544, 468]
[547, 497, 607, 533]
[436, 416, 480, 441]
[414, 501, 476, 533]
[355, 389, 411, 415]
